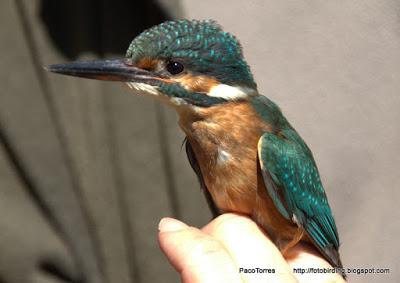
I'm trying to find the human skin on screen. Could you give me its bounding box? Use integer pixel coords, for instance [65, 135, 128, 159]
[158, 213, 345, 283]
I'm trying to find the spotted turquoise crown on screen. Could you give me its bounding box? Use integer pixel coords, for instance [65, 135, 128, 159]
[126, 19, 256, 88]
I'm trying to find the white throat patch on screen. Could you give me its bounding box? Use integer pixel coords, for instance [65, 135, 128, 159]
[126, 82, 160, 96]
[126, 82, 190, 107]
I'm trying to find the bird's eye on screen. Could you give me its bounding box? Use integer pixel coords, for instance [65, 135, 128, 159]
[166, 61, 184, 75]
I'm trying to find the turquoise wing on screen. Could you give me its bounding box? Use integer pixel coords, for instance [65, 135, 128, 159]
[258, 130, 342, 268]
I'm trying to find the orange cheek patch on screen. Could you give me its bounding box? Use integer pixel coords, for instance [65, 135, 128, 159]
[174, 74, 219, 93]
[136, 57, 159, 70]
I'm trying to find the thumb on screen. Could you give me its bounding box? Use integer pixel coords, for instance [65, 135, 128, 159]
[158, 217, 242, 283]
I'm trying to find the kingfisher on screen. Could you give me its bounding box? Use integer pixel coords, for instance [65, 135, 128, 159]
[47, 19, 344, 274]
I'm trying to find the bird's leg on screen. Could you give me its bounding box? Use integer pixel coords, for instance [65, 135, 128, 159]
[280, 228, 304, 257]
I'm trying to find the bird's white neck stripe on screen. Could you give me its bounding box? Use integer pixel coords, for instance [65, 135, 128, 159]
[208, 84, 254, 100]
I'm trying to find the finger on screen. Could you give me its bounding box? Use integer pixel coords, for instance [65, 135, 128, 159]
[202, 214, 297, 283]
[285, 243, 346, 283]
[158, 217, 243, 283]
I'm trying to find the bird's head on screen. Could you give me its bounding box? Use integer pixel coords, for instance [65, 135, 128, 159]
[48, 19, 257, 107]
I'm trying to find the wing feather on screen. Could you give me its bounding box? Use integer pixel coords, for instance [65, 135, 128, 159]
[258, 131, 342, 268]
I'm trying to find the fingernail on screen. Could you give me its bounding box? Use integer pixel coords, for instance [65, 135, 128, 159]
[158, 217, 188, 232]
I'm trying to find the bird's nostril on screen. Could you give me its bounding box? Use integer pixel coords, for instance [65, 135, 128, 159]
[39, 259, 84, 283]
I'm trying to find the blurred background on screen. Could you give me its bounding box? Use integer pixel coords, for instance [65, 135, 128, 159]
[1, 0, 399, 282]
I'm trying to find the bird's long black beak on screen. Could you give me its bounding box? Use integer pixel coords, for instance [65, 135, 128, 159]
[46, 59, 162, 85]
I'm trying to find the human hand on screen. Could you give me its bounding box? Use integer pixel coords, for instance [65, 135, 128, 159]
[158, 213, 345, 283]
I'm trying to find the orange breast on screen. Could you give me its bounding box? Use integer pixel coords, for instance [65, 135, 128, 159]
[178, 101, 297, 243]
